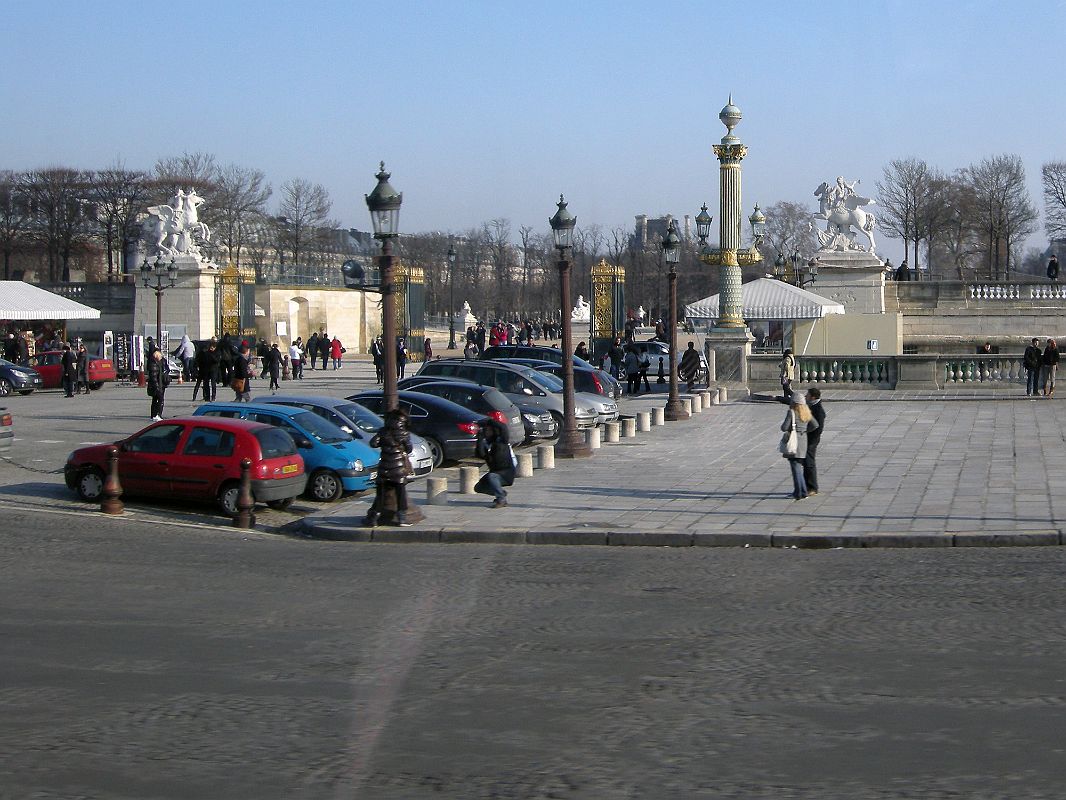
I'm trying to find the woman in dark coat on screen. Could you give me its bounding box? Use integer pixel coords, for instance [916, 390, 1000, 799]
[364, 408, 414, 527]
[75, 344, 90, 394]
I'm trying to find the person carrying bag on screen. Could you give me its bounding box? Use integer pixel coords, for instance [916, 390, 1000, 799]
[779, 393, 818, 500]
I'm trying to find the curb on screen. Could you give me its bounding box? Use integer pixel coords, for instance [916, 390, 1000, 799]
[298, 518, 1064, 549]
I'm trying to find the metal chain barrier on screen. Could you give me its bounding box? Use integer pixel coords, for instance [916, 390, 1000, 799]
[0, 454, 64, 475]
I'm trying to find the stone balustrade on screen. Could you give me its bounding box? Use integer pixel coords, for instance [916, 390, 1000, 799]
[749, 353, 1027, 390]
[968, 283, 1066, 301]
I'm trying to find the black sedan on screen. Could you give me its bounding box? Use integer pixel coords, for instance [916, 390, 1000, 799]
[397, 377, 526, 445]
[346, 390, 485, 468]
[0, 358, 43, 396]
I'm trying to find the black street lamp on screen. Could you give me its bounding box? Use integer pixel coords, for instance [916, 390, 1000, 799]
[662, 219, 689, 421]
[447, 242, 457, 350]
[549, 195, 591, 459]
[140, 254, 177, 345]
[365, 162, 402, 413]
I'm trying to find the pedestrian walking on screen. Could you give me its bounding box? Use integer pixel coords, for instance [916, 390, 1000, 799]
[1049, 254, 1060, 282]
[318, 333, 331, 371]
[75, 344, 90, 394]
[396, 337, 408, 379]
[423, 337, 433, 362]
[1024, 337, 1043, 397]
[256, 338, 270, 379]
[194, 339, 220, 401]
[232, 345, 252, 402]
[266, 343, 282, 392]
[779, 392, 819, 500]
[637, 348, 651, 392]
[1042, 338, 1060, 397]
[289, 339, 304, 380]
[803, 387, 826, 496]
[370, 336, 385, 383]
[624, 344, 641, 395]
[608, 338, 624, 380]
[306, 332, 319, 371]
[680, 341, 702, 393]
[779, 348, 796, 401]
[61, 344, 77, 398]
[147, 349, 170, 420]
[330, 336, 344, 370]
[174, 335, 195, 381]
[474, 418, 516, 508]
[363, 408, 415, 527]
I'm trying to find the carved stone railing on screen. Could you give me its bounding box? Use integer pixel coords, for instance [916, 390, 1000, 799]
[968, 283, 1066, 301]
[749, 353, 1027, 390]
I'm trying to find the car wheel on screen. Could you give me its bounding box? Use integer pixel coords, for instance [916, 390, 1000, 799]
[0, 378, 11, 397]
[88, 382, 103, 390]
[218, 481, 241, 517]
[307, 469, 344, 502]
[424, 437, 445, 469]
[76, 467, 105, 502]
[266, 497, 295, 511]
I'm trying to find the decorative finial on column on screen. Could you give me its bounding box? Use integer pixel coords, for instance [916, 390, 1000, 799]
[719, 95, 742, 145]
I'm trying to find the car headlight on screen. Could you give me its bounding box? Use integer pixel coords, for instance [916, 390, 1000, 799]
[348, 459, 364, 472]
[522, 413, 540, 423]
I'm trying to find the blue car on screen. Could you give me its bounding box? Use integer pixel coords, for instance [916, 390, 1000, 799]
[192, 401, 379, 502]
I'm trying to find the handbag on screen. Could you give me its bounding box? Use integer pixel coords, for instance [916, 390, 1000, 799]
[779, 428, 798, 457]
[230, 377, 246, 392]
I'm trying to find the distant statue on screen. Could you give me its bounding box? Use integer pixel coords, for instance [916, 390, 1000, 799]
[144, 188, 212, 259]
[571, 295, 591, 322]
[636, 306, 646, 323]
[812, 176, 877, 255]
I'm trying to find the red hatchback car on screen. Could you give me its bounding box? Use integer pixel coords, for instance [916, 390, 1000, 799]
[31, 350, 117, 390]
[64, 417, 306, 516]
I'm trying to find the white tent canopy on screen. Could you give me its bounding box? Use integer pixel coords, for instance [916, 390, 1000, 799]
[0, 282, 101, 320]
[685, 277, 845, 322]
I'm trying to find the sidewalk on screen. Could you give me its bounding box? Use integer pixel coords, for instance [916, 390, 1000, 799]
[301, 391, 1066, 548]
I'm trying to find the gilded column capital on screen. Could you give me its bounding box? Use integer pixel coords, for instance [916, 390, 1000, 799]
[737, 247, 764, 266]
[713, 143, 748, 163]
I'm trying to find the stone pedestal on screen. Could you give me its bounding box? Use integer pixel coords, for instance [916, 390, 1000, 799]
[807, 251, 887, 314]
[705, 326, 754, 386]
[134, 256, 221, 341]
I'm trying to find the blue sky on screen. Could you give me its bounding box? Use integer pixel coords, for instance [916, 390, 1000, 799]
[2, 0, 1063, 263]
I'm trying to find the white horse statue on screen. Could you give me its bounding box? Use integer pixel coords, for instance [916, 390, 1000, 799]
[144, 189, 212, 258]
[813, 179, 877, 255]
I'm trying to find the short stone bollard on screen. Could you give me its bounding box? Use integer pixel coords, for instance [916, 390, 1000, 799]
[537, 444, 555, 469]
[426, 476, 449, 505]
[516, 452, 534, 478]
[690, 393, 703, 413]
[682, 398, 692, 415]
[719, 386, 729, 403]
[636, 411, 651, 432]
[711, 388, 721, 405]
[604, 421, 620, 443]
[587, 426, 601, 449]
[100, 446, 124, 515]
[652, 407, 665, 426]
[700, 390, 712, 409]
[621, 417, 637, 438]
[459, 465, 480, 494]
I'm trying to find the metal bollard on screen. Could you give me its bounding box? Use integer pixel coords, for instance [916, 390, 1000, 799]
[100, 446, 124, 515]
[516, 452, 534, 478]
[711, 388, 721, 405]
[233, 458, 256, 529]
[719, 386, 729, 403]
[604, 422, 620, 443]
[587, 426, 601, 449]
[682, 398, 692, 415]
[459, 465, 480, 494]
[636, 411, 651, 432]
[621, 418, 637, 438]
[652, 407, 665, 426]
[426, 476, 449, 505]
[537, 444, 555, 469]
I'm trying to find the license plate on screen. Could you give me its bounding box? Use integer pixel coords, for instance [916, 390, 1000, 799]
[281, 464, 298, 474]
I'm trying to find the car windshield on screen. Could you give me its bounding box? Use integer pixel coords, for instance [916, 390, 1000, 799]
[524, 368, 563, 392]
[336, 403, 383, 433]
[291, 410, 351, 444]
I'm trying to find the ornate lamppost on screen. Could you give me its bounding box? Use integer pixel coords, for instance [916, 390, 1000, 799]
[447, 242, 457, 350]
[365, 162, 403, 413]
[662, 219, 689, 421]
[773, 250, 818, 287]
[549, 195, 591, 459]
[140, 255, 177, 344]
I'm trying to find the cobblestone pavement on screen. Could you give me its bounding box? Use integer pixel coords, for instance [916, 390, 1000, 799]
[4, 507, 1066, 799]
[306, 392, 1066, 542]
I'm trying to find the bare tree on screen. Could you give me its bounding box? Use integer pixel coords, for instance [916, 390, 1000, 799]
[964, 154, 1037, 279]
[1042, 161, 1066, 242]
[24, 167, 93, 282]
[212, 164, 271, 268]
[153, 152, 218, 197]
[276, 178, 332, 267]
[877, 158, 931, 269]
[89, 163, 153, 281]
[0, 171, 29, 280]
[760, 200, 819, 264]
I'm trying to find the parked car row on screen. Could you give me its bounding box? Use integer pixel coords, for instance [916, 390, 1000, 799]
[0, 351, 118, 396]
